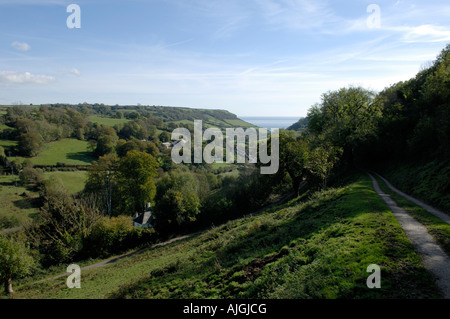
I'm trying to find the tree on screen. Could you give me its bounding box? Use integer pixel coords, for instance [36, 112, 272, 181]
[275, 131, 310, 195]
[26, 185, 102, 266]
[95, 126, 119, 157]
[116, 138, 146, 157]
[119, 122, 146, 140]
[159, 131, 171, 143]
[307, 86, 381, 166]
[85, 154, 119, 217]
[87, 139, 97, 153]
[19, 167, 45, 188]
[307, 145, 342, 189]
[17, 132, 43, 157]
[0, 234, 35, 294]
[154, 170, 201, 234]
[15, 118, 44, 157]
[0, 146, 6, 167]
[116, 151, 159, 216]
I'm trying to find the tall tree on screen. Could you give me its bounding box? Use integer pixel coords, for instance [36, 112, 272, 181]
[0, 234, 35, 294]
[116, 150, 159, 216]
[154, 170, 201, 234]
[307, 145, 342, 189]
[307, 86, 381, 165]
[95, 126, 119, 157]
[16, 119, 44, 157]
[276, 131, 310, 195]
[85, 154, 119, 217]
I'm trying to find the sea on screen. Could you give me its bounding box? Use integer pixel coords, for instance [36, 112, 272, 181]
[240, 116, 300, 130]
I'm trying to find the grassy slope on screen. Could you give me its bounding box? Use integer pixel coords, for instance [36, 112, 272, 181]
[13, 174, 441, 299]
[174, 118, 255, 130]
[382, 160, 450, 213]
[31, 139, 95, 166]
[0, 139, 17, 149]
[0, 175, 40, 229]
[44, 171, 87, 194]
[0, 138, 91, 229]
[5, 139, 95, 166]
[0, 171, 85, 229]
[88, 115, 130, 127]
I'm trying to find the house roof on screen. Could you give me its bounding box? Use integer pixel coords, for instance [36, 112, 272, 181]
[133, 211, 153, 225]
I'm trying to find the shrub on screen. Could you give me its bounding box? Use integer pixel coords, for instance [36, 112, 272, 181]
[82, 215, 156, 258]
[19, 167, 45, 188]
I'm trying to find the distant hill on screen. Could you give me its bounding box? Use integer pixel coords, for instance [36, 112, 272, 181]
[287, 117, 308, 132]
[143, 106, 255, 129]
[5, 103, 255, 130]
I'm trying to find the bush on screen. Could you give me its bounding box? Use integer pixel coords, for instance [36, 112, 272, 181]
[82, 215, 156, 258]
[0, 215, 20, 229]
[19, 167, 45, 188]
[26, 189, 102, 266]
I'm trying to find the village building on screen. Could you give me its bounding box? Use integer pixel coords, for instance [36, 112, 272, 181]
[133, 202, 155, 228]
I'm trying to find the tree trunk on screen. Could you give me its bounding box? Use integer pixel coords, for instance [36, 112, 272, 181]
[5, 278, 13, 294]
[292, 177, 301, 196]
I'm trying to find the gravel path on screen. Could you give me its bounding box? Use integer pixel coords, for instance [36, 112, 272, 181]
[374, 172, 450, 225]
[368, 173, 450, 299]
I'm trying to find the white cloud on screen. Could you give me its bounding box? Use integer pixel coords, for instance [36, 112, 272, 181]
[255, 0, 339, 32]
[11, 41, 31, 51]
[0, 71, 55, 84]
[69, 68, 81, 76]
[58, 67, 81, 76]
[398, 24, 450, 43]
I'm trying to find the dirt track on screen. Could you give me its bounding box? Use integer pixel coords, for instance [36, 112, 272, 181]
[369, 173, 450, 299]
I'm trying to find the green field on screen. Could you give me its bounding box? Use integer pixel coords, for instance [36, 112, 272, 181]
[44, 171, 87, 194]
[2, 138, 95, 166]
[0, 139, 17, 149]
[13, 174, 442, 299]
[89, 116, 130, 127]
[223, 118, 256, 128]
[14, 139, 95, 166]
[0, 170, 86, 230]
[0, 175, 39, 229]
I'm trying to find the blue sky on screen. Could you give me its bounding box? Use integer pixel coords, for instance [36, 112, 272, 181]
[0, 0, 449, 117]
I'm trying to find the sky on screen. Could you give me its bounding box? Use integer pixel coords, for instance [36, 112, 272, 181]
[0, 0, 449, 117]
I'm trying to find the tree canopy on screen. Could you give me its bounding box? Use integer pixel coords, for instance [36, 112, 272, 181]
[0, 234, 35, 294]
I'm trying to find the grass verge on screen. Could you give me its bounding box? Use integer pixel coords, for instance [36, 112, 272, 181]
[382, 160, 450, 213]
